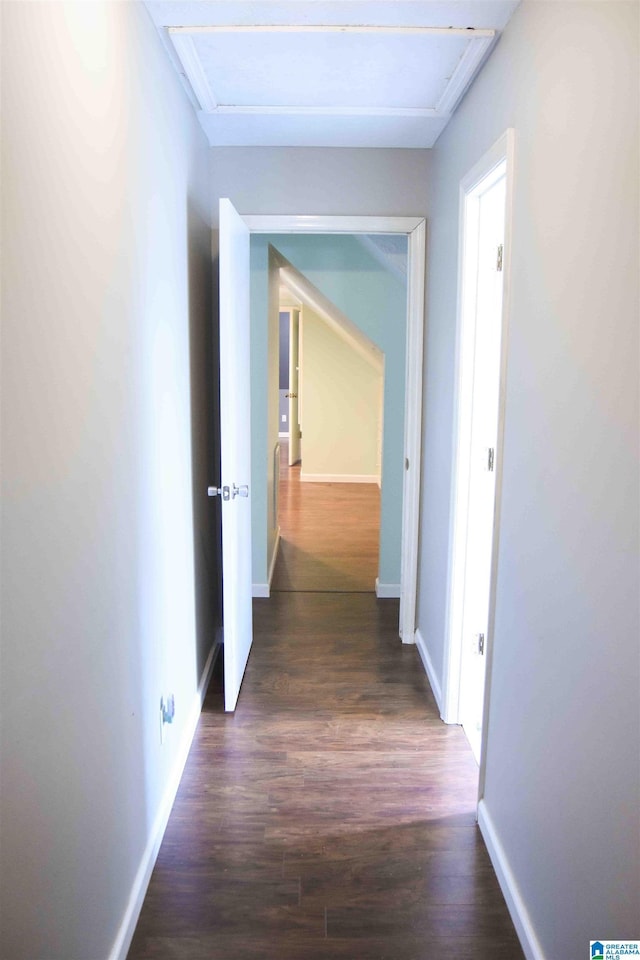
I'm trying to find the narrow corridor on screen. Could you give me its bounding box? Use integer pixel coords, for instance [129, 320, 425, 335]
[128, 462, 521, 958]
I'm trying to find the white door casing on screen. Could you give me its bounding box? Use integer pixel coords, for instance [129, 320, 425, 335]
[457, 172, 506, 761]
[244, 215, 426, 644]
[443, 130, 515, 780]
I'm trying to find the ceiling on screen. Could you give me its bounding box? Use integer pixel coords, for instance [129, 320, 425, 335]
[144, 2, 520, 149]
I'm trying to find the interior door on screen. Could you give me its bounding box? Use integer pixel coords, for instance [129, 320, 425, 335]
[216, 198, 253, 712]
[458, 174, 506, 760]
[288, 309, 301, 465]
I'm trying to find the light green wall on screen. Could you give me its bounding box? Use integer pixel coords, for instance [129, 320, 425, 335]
[301, 305, 383, 481]
[249, 238, 268, 584]
[250, 233, 406, 590]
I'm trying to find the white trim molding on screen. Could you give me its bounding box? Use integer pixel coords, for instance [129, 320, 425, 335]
[242, 214, 426, 646]
[168, 32, 218, 112]
[243, 215, 424, 236]
[414, 628, 443, 715]
[109, 639, 220, 960]
[434, 35, 495, 114]
[477, 130, 516, 797]
[478, 801, 546, 960]
[375, 579, 401, 599]
[399, 218, 426, 644]
[211, 104, 442, 118]
[442, 129, 515, 746]
[171, 25, 495, 38]
[301, 473, 380, 485]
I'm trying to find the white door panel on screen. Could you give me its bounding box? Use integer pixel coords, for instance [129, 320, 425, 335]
[218, 198, 253, 712]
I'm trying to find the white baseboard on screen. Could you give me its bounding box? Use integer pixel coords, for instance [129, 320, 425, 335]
[301, 472, 380, 484]
[375, 579, 401, 599]
[253, 528, 281, 598]
[477, 800, 546, 960]
[414, 627, 444, 715]
[108, 639, 220, 960]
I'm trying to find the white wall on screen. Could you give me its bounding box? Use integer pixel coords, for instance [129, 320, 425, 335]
[417, 2, 639, 955]
[210, 147, 431, 228]
[0, 4, 216, 957]
[300, 306, 383, 481]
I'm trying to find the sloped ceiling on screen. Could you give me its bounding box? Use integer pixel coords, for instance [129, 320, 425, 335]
[144, 2, 520, 148]
[272, 245, 384, 371]
[358, 234, 407, 281]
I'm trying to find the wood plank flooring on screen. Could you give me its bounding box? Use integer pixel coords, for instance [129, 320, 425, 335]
[271, 443, 380, 593]
[127, 449, 523, 960]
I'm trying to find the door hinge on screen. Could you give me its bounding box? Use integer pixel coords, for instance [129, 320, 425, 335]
[496, 244, 503, 272]
[477, 633, 485, 655]
[487, 447, 495, 472]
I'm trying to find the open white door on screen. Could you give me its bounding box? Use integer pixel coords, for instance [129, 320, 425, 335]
[213, 198, 253, 712]
[288, 310, 301, 466]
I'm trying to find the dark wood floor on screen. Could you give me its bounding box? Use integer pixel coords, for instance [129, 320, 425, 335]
[127, 450, 523, 959]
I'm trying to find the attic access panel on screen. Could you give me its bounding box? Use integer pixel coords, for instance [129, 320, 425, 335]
[167, 24, 496, 147]
[180, 29, 475, 110]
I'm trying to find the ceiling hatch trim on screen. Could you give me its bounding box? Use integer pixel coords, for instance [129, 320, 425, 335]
[168, 24, 496, 122]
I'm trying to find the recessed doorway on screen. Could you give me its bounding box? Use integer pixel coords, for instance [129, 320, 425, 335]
[245, 215, 426, 643]
[443, 131, 514, 764]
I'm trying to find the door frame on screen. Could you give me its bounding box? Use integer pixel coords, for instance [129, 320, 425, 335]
[243, 214, 426, 644]
[442, 130, 515, 780]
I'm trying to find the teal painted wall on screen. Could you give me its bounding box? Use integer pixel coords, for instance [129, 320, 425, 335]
[250, 233, 407, 590]
[250, 237, 270, 585]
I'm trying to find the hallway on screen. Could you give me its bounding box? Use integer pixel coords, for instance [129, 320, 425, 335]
[128, 465, 522, 958]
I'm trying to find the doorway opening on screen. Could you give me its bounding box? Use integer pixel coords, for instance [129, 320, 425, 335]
[260, 237, 395, 602]
[274, 268, 386, 594]
[443, 130, 514, 765]
[215, 207, 425, 713]
[245, 216, 425, 642]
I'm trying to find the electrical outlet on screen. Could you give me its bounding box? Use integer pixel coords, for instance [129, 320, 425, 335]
[159, 694, 175, 744]
[281, 414, 287, 422]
